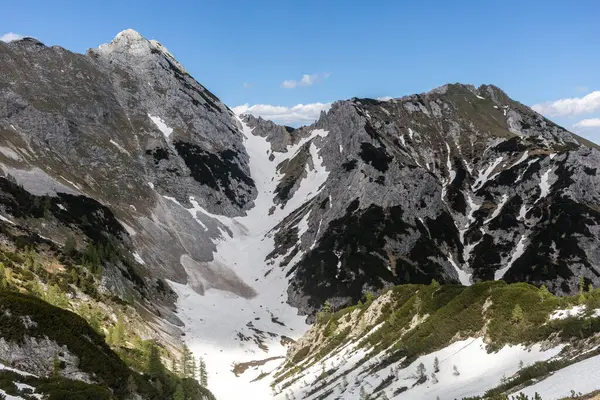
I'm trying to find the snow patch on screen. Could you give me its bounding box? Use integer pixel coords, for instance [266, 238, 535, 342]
[537, 168, 554, 202]
[549, 305, 586, 320]
[495, 235, 527, 280]
[516, 354, 600, 400]
[472, 157, 503, 191]
[109, 139, 130, 155]
[0, 214, 16, 225]
[484, 194, 509, 224]
[448, 254, 471, 285]
[148, 114, 173, 138]
[133, 252, 145, 265]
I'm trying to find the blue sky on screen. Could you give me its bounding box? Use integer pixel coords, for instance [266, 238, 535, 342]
[2, 0, 600, 138]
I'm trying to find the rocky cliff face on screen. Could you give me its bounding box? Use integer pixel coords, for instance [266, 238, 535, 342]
[243, 83, 600, 317]
[0, 30, 258, 330]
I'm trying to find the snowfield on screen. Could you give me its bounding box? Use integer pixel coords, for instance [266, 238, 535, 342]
[168, 118, 331, 399]
[273, 338, 564, 400]
[515, 355, 600, 400]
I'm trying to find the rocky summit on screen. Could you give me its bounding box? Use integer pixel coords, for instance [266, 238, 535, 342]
[1, 30, 600, 400]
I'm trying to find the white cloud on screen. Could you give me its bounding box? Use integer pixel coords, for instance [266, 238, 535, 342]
[376, 96, 394, 101]
[281, 80, 297, 89]
[232, 102, 332, 126]
[573, 118, 600, 129]
[243, 82, 254, 89]
[532, 91, 600, 117]
[0, 32, 24, 43]
[281, 72, 331, 89]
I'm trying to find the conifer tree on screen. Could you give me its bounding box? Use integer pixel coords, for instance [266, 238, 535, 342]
[359, 386, 370, 400]
[433, 356, 440, 373]
[52, 353, 61, 377]
[191, 356, 197, 379]
[181, 345, 192, 378]
[147, 341, 164, 378]
[113, 313, 125, 346]
[453, 365, 460, 376]
[539, 284, 551, 301]
[511, 304, 524, 324]
[0, 262, 6, 289]
[416, 362, 426, 379]
[199, 356, 208, 387]
[63, 235, 77, 256]
[173, 383, 185, 400]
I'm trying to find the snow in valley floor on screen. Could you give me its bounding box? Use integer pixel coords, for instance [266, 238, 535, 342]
[167, 119, 330, 399]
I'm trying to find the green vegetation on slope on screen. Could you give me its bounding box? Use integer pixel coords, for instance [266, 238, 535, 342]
[276, 280, 600, 392]
[0, 290, 215, 399]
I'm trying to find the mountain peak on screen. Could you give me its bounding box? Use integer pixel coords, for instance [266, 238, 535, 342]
[94, 29, 187, 73]
[97, 28, 151, 55]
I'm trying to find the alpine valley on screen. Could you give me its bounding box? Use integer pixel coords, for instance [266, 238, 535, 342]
[1, 30, 600, 400]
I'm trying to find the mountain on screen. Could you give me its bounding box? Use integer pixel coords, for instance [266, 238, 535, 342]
[245, 82, 600, 317]
[2, 30, 600, 399]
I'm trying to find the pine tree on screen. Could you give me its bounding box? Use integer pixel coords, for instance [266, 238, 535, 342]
[414, 295, 422, 315]
[317, 300, 333, 323]
[579, 276, 587, 303]
[170, 358, 178, 375]
[431, 372, 438, 384]
[511, 304, 524, 324]
[433, 356, 440, 373]
[181, 345, 193, 378]
[199, 356, 208, 386]
[191, 356, 197, 379]
[0, 262, 6, 289]
[359, 386, 370, 400]
[63, 235, 77, 256]
[539, 284, 551, 301]
[147, 342, 164, 378]
[113, 313, 126, 346]
[173, 383, 185, 400]
[416, 362, 426, 379]
[52, 353, 61, 377]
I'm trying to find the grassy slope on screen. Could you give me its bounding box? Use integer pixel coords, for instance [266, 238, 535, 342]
[275, 281, 600, 395]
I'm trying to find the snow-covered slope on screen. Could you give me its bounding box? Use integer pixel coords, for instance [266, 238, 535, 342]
[271, 282, 600, 400]
[274, 337, 562, 400]
[515, 355, 600, 399]
[169, 120, 332, 399]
